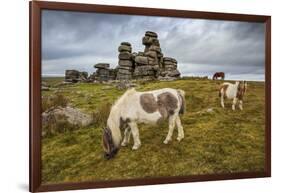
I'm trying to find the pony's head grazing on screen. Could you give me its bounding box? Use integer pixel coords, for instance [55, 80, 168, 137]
[102, 126, 119, 160]
[237, 81, 247, 100]
[102, 88, 135, 159]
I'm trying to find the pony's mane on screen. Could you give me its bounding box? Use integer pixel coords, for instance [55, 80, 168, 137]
[112, 88, 137, 108]
[107, 88, 137, 147]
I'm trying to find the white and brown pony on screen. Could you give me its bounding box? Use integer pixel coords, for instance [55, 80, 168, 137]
[102, 88, 186, 159]
[213, 72, 225, 80]
[219, 81, 247, 110]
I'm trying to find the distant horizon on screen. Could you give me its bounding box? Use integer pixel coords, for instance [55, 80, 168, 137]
[42, 72, 265, 82]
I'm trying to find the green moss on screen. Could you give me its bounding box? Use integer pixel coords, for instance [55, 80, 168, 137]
[41, 78, 265, 184]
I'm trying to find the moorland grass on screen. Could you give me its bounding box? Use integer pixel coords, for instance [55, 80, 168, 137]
[41, 78, 265, 184]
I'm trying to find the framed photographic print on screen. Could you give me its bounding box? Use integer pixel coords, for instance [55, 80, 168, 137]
[30, 1, 271, 192]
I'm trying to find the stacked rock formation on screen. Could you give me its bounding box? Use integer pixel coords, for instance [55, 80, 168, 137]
[160, 57, 180, 78]
[132, 31, 162, 80]
[143, 31, 163, 67]
[108, 69, 117, 80]
[116, 42, 133, 80]
[93, 63, 110, 81]
[65, 70, 88, 83]
[68, 31, 181, 82]
[90, 63, 117, 82]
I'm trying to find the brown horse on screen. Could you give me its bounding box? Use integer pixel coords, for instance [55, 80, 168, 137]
[213, 72, 225, 80]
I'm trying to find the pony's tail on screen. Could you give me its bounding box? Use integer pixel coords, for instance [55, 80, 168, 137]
[177, 89, 186, 115]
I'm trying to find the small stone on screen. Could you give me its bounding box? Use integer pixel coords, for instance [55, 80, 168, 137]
[94, 63, 110, 69]
[121, 42, 131, 46]
[145, 31, 158, 38]
[118, 45, 132, 53]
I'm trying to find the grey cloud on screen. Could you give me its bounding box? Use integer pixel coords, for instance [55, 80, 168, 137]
[42, 10, 265, 81]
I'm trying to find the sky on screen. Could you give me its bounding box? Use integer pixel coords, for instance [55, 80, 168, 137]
[42, 10, 265, 81]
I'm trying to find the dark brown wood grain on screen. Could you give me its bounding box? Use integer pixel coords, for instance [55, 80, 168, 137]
[264, 17, 271, 177]
[29, 1, 271, 192]
[36, 171, 266, 192]
[30, 1, 42, 192]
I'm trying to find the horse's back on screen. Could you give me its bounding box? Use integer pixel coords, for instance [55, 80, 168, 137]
[143, 88, 178, 96]
[220, 82, 237, 99]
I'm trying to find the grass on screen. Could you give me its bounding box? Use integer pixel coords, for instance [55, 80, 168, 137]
[41, 77, 265, 184]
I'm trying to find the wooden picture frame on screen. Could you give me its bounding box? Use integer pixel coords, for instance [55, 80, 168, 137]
[30, 1, 271, 192]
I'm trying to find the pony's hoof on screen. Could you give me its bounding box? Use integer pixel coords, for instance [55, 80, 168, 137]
[177, 136, 183, 141]
[132, 144, 140, 150]
[121, 142, 127, 147]
[163, 139, 170, 144]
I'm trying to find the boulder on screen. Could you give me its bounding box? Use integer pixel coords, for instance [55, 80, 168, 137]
[65, 70, 80, 83]
[121, 42, 131, 46]
[163, 57, 177, 64]
[167, 69, 181, 77]
[149, 45, 161, 53]
[142, 36, 156, 45]
[145, 50, 158, 59]
[164, 61, 177, 66]
[118, 66, 133, 71]
[42, 106, 93, 136]
[94, 63, 110, 69]
[117, 68, 133, 75]
[147, 57, 159, 67]
[96, 68, 109, 75]
[165, 67, 177, 72]
[131, 52, 138, 60]
[157, 52, 164, 58]
[65, 69, 79, 77]
[134, 65, 155, 76]
[148, 61, 159, 67]
[118, 59, 133, 67]
[108, 69, 117, 80]
[118, 52, 132, 60]
[134, 55, 149, 65]
[116, 73, 132, 80]
[145, 31, 158, 38]
[96, 68, 110, 81]
[118, 45, 132, 52]
[152, 39, 160, 46]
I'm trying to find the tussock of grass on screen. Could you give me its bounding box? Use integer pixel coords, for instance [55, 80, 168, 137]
[42, 93, 76, 136]
[42, 93, 69, 112]
[41, 78, 265, 184]
[91, 102, 111, 127]
[42, 113, 79, 137]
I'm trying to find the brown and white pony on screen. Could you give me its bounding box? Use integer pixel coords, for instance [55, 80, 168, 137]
[219, 81, 247, 110]
[213, 72, 225, 80]
[102, 88, 186, 159]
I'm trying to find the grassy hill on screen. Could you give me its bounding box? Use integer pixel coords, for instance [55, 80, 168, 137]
[41, 77, 265, 184]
